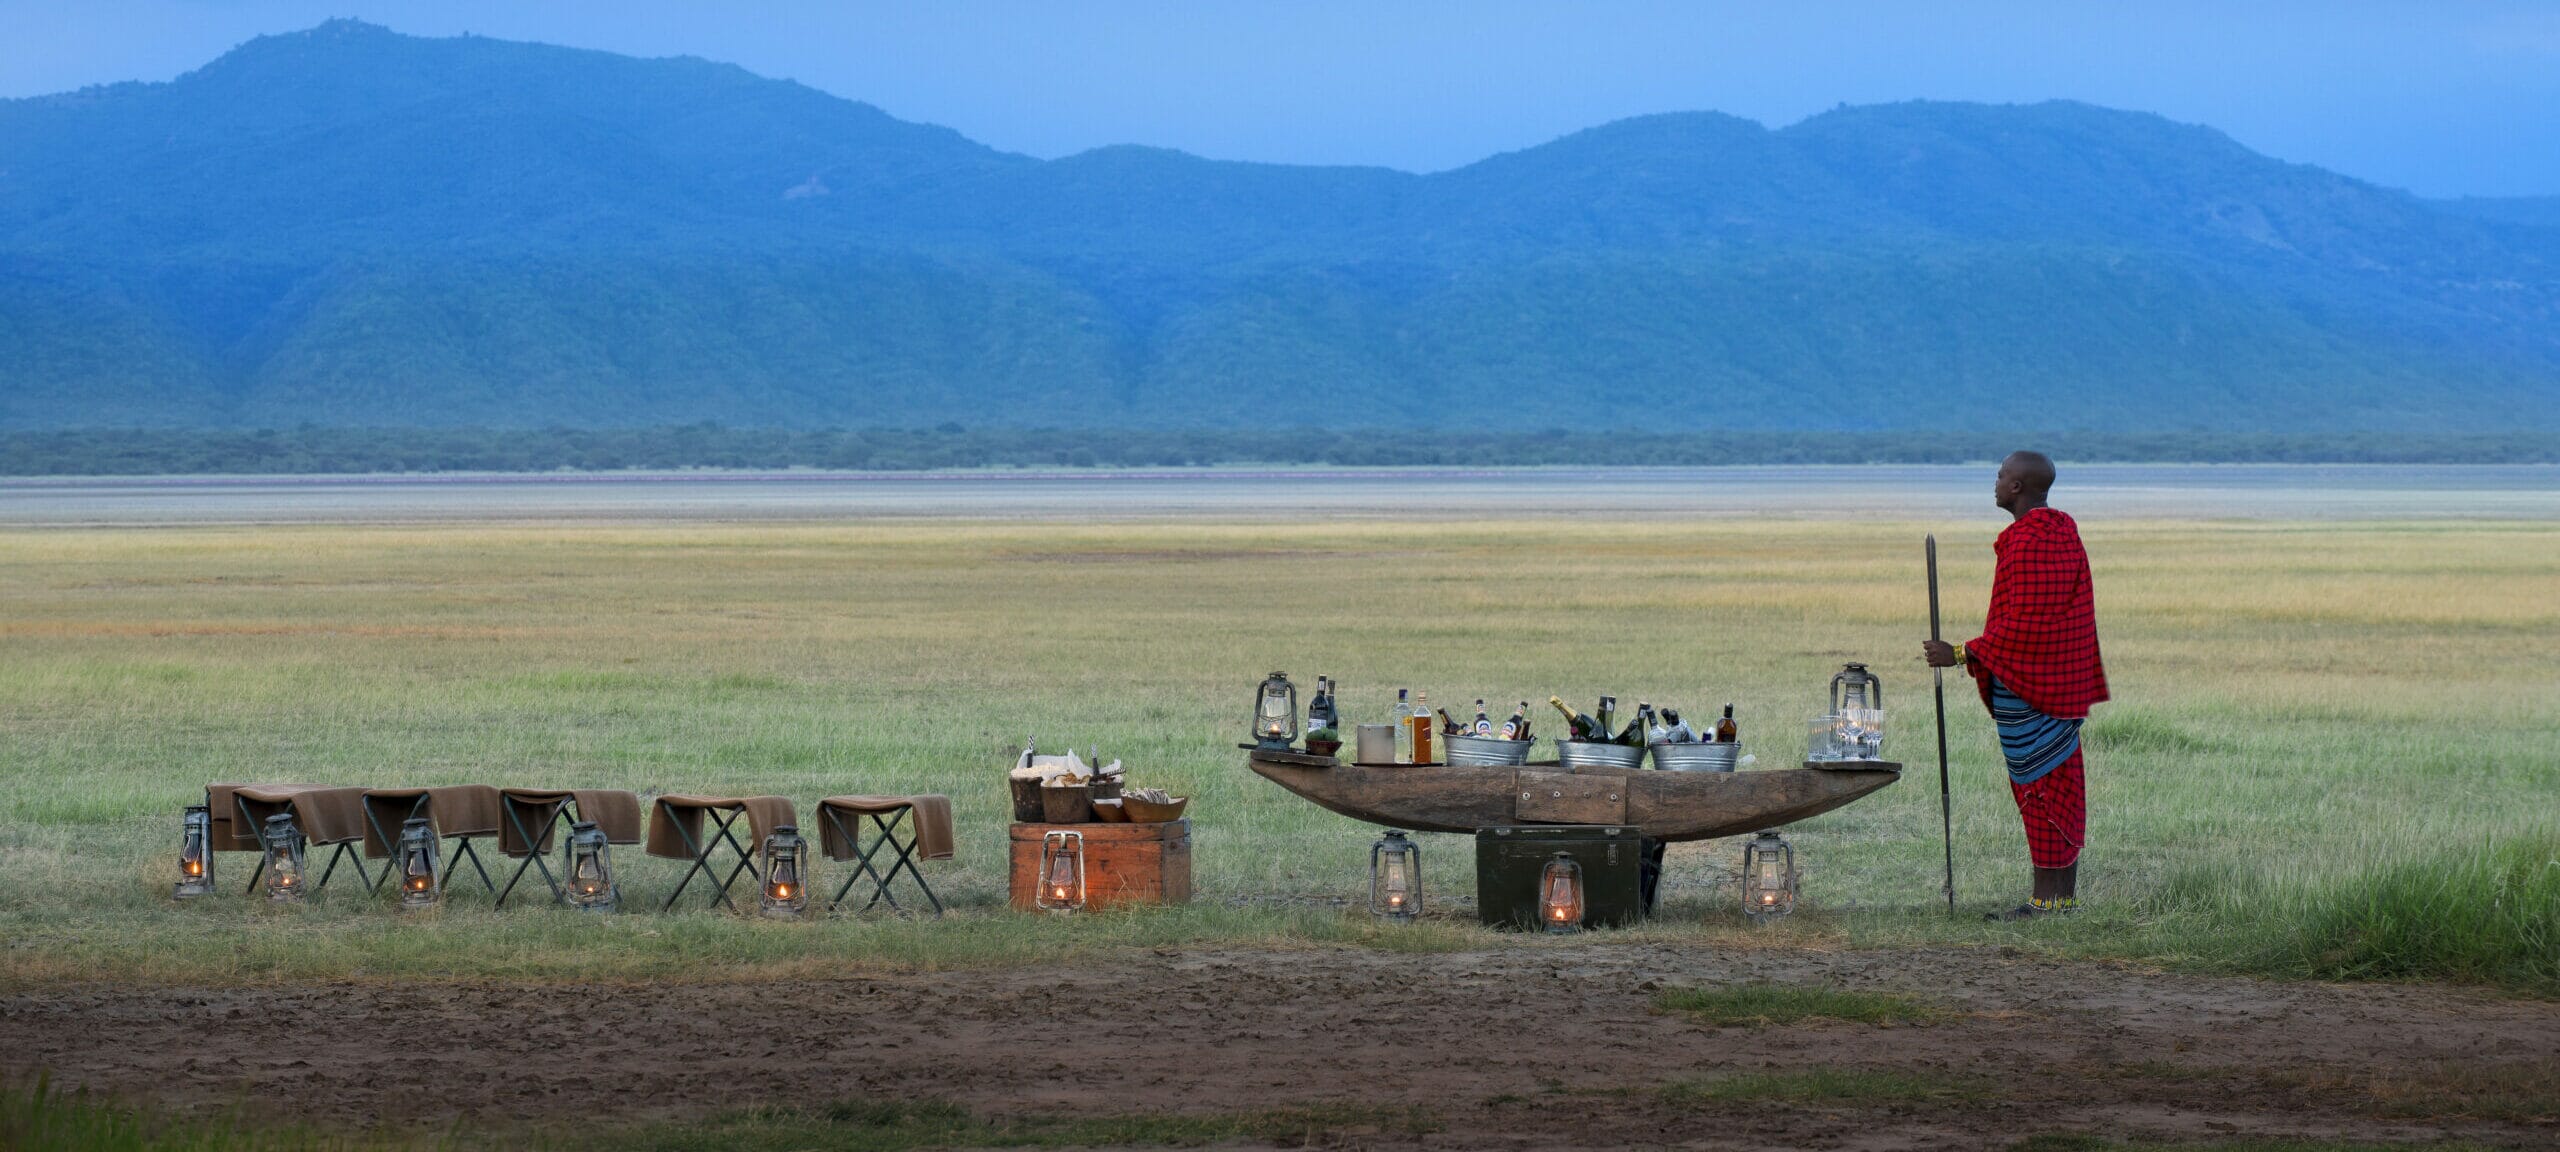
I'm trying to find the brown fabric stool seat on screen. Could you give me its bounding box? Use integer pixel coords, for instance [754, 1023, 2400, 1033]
[817, 795, 954, 917]
[493, 788, 645, 908]
[361, 786, 504, 897]
[646, 794, 797, 912]
[222, 784, 373, 895]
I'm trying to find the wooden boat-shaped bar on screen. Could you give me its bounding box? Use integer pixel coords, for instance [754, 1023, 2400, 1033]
[1247, 751, 1900, 842]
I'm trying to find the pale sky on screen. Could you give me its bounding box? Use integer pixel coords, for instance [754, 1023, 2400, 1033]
[5, 1, 2558, 197]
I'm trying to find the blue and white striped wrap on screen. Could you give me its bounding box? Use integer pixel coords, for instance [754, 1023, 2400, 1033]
[1988, 676, 2080, 786]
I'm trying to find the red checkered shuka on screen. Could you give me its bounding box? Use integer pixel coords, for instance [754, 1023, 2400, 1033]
[1968, 507, 2109, 720]
[2012, 751, 2086, 868]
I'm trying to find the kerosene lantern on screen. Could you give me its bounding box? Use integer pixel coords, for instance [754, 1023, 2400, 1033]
[394, 816, 443, 910]
[759, 824, 810, 919]
[173, 803, 216, 900]
[1829, 662, 1883, 714]
[1538, 852, 1584, 934]
[1741, 830, 1797, 921]
[563, 820, 618, 912]
[259, 812, 307, 903]
[1369, 829, 1421, 922]
[1254, 670, 1310, 752]
[1036, 829, 1086, 913]
[1252, 672, 1300, 751]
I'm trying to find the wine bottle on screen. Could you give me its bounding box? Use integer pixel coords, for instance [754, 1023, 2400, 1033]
[1472, 699, 1494, 737]
[1622, 702, 1655, 746]
[1662, 708, 1696, 744]
[1437, 708, 1464, 736]
[1392, 689, 1414, 763]
[1308, 676, 1337, 732]
[1595, 696, 1618, 742]
[1715, 703, 1739, 744]
[1548, 696, 1601, 742]
[1499, 701, 1529, 740]
[1645, 705, 1672, 746]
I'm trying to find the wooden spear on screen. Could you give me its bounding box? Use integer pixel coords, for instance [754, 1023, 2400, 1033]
[1926, 534, 1957, 913]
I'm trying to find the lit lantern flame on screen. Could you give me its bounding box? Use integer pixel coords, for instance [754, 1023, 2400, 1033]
[760, 825, 810, 919]
[1538, 853, 1584, 934]
[1036, 830, 1086, 913]
[183, 859, 204, 877]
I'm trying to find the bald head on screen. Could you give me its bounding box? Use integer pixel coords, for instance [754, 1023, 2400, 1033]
[1995, 451, 2055, 517]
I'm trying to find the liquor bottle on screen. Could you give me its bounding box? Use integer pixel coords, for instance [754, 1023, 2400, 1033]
[1595, 696, 1619, 742]
[1548, 696, 1602, 742]
[1391, 689, 1414, 763]
[1472, 699, 1495, 737]
[1622, 703, 1655, 746]
[1409, 691, 1437, 765]
[1499, 701, 1529, 740]
[1662, 708, 1697, 744]
[1715, 704, 1739, 744]
[1308, 676, 1337, 733]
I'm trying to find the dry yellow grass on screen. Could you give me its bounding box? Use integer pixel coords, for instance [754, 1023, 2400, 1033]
[0, 517, 2552, 985]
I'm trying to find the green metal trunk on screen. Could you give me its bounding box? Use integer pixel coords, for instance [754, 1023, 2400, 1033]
[1475, 825, 1646, 931]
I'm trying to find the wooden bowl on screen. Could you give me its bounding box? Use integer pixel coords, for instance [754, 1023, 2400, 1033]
[1091, 798, 1131, 822]
[1121, 795, 1189, 823]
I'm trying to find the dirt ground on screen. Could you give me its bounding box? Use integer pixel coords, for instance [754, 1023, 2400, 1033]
[7, 943, 2555, 1150]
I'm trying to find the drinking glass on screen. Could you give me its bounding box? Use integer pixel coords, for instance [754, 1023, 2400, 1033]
[1806, 715, 1840, 762]
[1839, 708, 1886, 759]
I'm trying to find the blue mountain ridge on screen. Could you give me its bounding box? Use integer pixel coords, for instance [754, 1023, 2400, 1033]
[1, 18, 2554, 431]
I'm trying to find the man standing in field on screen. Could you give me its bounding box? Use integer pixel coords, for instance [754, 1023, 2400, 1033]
[1922, 451, 2108, 921]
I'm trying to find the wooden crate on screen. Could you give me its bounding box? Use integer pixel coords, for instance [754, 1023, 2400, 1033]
[1008, 819, 1192, 910]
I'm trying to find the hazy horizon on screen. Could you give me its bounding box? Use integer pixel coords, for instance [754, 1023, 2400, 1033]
[6, 2, 2559, 198]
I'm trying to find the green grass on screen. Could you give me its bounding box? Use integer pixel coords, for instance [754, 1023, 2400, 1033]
[0, 1076, 436, 1151]
[0, 1078, 1434, 1152]
[2013, 1139, 2502, 1152]
[1657, 1067, 1984, 1105]
[594, 1099, 1436, 1152]
[1651, 982, 1942, 1026]
[0, 518, 2554, 992]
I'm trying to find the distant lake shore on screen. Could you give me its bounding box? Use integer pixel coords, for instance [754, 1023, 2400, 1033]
[5, 464, 2555, 525]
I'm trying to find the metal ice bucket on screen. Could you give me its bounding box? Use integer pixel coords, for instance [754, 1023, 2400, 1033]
[1554, 740, 1647, 771]
[1651, 742, 1739, 773]
[1444, 733, 1534, 767]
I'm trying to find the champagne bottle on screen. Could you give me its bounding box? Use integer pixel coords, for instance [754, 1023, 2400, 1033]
[1548, 696, 1601, 742]
[1410, 691, 1436, 764]
[1499, 701, 1529, 740]
[1392, 689, 1414, 763]
[1622, 702, 1655, 746]
[1715, 703, 1738, 744]
[1595, 696, 1618, 742]
[1472, 699, 1494, 737]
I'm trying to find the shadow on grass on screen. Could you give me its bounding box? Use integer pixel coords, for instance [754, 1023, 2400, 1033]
[1652, 981, 1942, 1026]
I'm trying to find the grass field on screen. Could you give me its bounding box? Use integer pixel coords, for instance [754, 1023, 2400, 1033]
[0, 516, 2554, 993]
